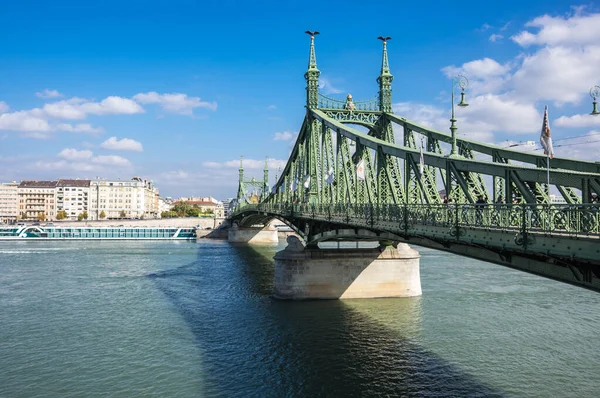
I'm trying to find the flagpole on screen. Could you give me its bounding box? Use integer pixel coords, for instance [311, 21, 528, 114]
[547, 155, 550, 193]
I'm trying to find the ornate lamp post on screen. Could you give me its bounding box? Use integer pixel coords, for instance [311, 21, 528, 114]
[590, 85, 600, 116]
[449, 75, 469, 156]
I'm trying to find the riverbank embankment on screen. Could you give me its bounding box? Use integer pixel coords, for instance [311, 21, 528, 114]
[41, 217, 225, 229]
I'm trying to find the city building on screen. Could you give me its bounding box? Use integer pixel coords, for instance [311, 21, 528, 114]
[222, 198, 236, 217]
[0, 182, 19, 224]
[89, 177, 160, 220]
[158, 197, 174, 216]
[56, 179, 91, 220]
[18, 180, 57, 221]
[175, 196, 225, 218]
[138, 177, 160, 219]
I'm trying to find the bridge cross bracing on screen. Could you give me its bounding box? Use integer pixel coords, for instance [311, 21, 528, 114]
[231, 32, 600, 293]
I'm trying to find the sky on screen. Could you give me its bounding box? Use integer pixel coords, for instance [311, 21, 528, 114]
[1, 1, 600, 199]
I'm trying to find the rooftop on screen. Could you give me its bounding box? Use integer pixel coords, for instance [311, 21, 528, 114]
[57, 179, 91, 187]
[19, 180, 58, 188]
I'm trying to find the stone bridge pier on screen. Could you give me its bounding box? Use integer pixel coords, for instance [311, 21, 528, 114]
[273, 236, 422, 300]
[227, 222, 278, 244]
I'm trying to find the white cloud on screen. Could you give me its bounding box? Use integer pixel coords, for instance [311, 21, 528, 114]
[511, 45, 600, 104]
[267, 105, 277, 110]
[273, 131, 296, 141]
[202, 161, 222, 168]
[393, 102, 446, 130]
[0, 90, 215, 137]
[555, 113, 600, 128]
[442, 58, 511, 96]
[43, 96, 144, 119]
[441, 11, 600, 108]
[36, 89, 63, 99]
[100, 137, 143, 152]
[204, 158, 287, 170]
[393, 92, 540, 147]
[443, 58, 510, 79]
[319, 77, 344, 95]
[157, 158, 289, 198]
[0, 95, 146, 137]
[55, 148, 131, 169]
[133, 92, 217, 114]
[432, 8, 600, 145]
[56, 123, 104, 134]
[489, 34, 504, 42]
[82, 96, 145, 115]
[160, 170, 189, 180]
[552, 130, 600, 160]
[0, 109, 103, 137]
[92, 155, 131, 167]
[512, 12, 600, 47]
[0, 111, 52, 132]
[58, 148, 93, 160]
[42, 98, 88, 119]
[458, 94, 541, 134]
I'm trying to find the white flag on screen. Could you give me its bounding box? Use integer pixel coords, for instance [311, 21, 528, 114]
[356, 159, 365, 181]
[540, 105, 554, 159]
[290, 179, 298, 192]
[325, 167, 334, 184]
[419, 145, 425, 178]
[304, 174, 311, 189]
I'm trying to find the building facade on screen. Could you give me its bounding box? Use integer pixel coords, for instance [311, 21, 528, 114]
[89, 177, 160, 220]
[56, 179, 91, 220]
[176, 196, 225, 218]
[140, 178, 159, 219]
[18, 181, 57, 221]
[0, 182, 19, 224]
[158, 197, 174, 216]
[222, 198, 236, 217]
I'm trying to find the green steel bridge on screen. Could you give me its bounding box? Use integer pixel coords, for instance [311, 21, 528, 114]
[230, 32, 600, 293]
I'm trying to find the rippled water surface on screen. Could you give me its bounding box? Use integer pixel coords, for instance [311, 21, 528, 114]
[0, 240, 598, 397]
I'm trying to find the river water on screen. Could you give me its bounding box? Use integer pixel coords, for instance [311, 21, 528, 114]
[0, 240, 598, 397]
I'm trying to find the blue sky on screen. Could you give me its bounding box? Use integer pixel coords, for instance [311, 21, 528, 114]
[1, 1, 599, 199]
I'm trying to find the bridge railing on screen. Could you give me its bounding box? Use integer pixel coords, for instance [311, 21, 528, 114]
[231, 203, 600, 237]
[317, 94, 380, 111]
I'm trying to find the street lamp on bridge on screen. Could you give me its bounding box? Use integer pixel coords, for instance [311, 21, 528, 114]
[449, 75, 469, 156]
[590, 85, 600, 116]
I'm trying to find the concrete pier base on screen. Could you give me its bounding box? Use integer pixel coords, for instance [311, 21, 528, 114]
[273, 236, 421, 300]
[228, 223, 278, 244]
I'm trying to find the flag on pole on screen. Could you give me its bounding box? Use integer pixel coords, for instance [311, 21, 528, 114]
[356, 159, 366, 181]
[304, 174, 311, 189]
[419, 145, 425, 178]
[325, 167, 334, 184]
[540, 105, 554, 159]
[290, 179, 298, 192]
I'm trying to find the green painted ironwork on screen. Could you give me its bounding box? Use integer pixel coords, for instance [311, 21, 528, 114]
[305, 31, 320, 109]
[231, 32, 600, 291]
[377, 36, 393, 113]
[236, 156, 269, 204]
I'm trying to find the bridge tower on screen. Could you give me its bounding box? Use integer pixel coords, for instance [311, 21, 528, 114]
[305, 30, 320, 109]
[230, 156, 277, 244]
[236, 156, 270, 205]
[270, 33, 422, 299]
[377, 36, 393, 113]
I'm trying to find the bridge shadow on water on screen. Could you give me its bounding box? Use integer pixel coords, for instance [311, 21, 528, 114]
[148, 241, 506, 397]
